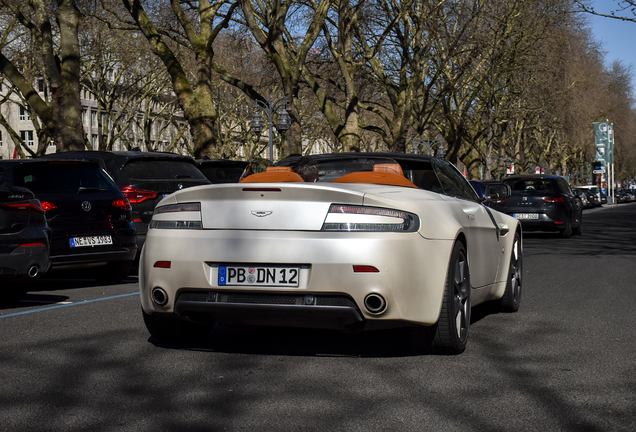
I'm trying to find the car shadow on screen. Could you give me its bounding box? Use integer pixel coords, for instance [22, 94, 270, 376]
[148, 323, 425, 358]
[149, 302, 508, 358]
[17, 293, 70, 306]
[521, 203, 636, 256]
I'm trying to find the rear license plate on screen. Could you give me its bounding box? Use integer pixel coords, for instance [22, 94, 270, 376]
[70, 235, 113, 247]
[514, 213, 539, 220]
[218, 265, 300, 287]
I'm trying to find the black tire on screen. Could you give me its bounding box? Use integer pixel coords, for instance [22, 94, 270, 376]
[560, 216, 572, 238]
[142, 309, 213, 343]
[573, 210, 583, 235]
[416, 241, 471, 355]
[1, 283, 27, 307]
[95, 261, 132, 284]
[500, 232, 522, 312]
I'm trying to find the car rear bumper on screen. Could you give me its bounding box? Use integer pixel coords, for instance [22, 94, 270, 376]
[0, 243, 50, 280]
[507, 213, 567, 231]
[49, 228, 137, 267]
[173, 292, 365, 331]
[50, 247, 137, 267]
[139, 229, 457, 328]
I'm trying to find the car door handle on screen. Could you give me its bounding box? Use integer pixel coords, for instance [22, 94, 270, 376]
[466, 213, 475, 220]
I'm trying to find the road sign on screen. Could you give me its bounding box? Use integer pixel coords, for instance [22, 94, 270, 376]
[593, 169, 605, 174]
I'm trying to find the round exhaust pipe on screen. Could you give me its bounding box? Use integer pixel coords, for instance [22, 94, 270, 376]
[151, 287, 169, 306]
[27, 265, 39, 278]
[364, 293, 387, 314]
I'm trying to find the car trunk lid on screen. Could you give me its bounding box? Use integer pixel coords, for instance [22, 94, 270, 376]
[168, 183, 367, 231]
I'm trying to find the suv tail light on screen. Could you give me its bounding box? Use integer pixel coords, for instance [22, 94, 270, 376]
[120, 186, 158, 204]
[543, 197, 565, 203]
[112, 198, 132, 211]
[40, 201, 57, 211]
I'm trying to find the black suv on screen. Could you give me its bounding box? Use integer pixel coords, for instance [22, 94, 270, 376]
[0, 160, 137, 283]
[39, 151, 211, 256]
[490, 174, 583, 238]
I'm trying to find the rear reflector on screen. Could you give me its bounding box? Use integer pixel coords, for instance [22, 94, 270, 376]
[353, 265, 380, 273]
[19, 243, 46, 248]
[153, 261, 171, 268]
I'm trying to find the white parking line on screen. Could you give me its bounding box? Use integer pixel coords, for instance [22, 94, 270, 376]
[0, 292, 139, 319]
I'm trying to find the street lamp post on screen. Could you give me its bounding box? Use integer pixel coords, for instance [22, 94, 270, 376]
[495, 154, 513, 180]
[250, 96, 292, 163]
[412, 137, 445, 157]
[505, 157, 513, 176]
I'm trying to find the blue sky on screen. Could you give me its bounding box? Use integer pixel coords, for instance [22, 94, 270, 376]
[587, 0, 636, 90]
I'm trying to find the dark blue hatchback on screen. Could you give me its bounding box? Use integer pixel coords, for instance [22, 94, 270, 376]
[489, 174, 583, 238]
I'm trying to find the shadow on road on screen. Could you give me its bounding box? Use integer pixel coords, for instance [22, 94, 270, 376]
[522, 204, 636, 257]
[146, 300, 503, 358]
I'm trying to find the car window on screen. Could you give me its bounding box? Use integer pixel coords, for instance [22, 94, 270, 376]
[291, 157, 404, 183]
[198, 164, 246, 183]
[397, 160, 443, 193]
[431, 159, 479, 200]
[14, 163, 119, 193]
[122, 160, 207, 181]
[559, 178, 572, 194]
[505, 179, 554, 192]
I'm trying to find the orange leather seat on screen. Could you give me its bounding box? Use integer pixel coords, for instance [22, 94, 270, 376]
[265, 166, 294, 172]
[372, 163, 404, 176]
[332, 171, 418, 188]
[239, 169, 304, 183]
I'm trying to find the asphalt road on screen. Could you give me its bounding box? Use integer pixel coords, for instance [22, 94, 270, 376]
[1, 203, 635, 431]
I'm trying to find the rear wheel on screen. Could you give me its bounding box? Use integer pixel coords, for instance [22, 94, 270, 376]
[415, 241, 471, 355]
[142, 309, 213, 343]
[95, 261, 132, 284]
[560, 216, 572, 238]
[500, 232, 522, 312]
[573, 213, 583, 235]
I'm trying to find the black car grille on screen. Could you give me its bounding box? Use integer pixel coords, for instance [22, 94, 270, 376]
[177, 291, 357, 308]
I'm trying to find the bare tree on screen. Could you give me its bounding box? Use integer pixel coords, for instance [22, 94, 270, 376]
[0, 0, 85, 152]
[575, 0, 636, 22]
[237, 0, 331, 156]
[97, 0, 241, 157]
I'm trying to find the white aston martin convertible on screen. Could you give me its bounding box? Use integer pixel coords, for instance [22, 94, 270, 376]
[139, 153, 522, 354]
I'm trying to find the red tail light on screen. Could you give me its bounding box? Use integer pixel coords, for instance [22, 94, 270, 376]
[40, 201, 57, 211]
[490, 198, 508, 204]
[120, 186, 158, 204]
[112, 198, 132, 211]
[543, 197, 565, 203]
[154, 261, 171, 268]
[3, 202, 45, 213]
[19, 242, 46, 247]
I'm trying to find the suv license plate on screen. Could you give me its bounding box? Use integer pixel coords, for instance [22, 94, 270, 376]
[218, 265, 300, 287]
[70, 235, 113, 247]
[514, 213, 539, 220]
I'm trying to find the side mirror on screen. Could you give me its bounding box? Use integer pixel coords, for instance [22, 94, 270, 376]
[484, 183, 511, 203]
